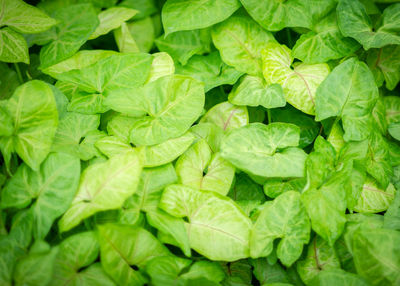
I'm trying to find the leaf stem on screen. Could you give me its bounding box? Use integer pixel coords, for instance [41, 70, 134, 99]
[286, 28, 293, 48]
[13, 63, 24, 84]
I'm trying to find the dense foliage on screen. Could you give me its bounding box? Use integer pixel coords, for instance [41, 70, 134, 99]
[1, 0, 400, 285]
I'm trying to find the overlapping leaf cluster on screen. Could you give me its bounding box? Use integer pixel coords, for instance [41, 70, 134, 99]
[0, 0, 400, 285]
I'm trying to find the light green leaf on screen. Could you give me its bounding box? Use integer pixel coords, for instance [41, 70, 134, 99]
[176, 51, 243, 92]
[384, 188, 400, 230]
[292, 11, 360, 64]
[354, 178, 396, 213]
[308, 269, 369, 286]
[384, 95, 400, 125]
[13, 246, 58, 286]
[162, 0, 241, 35]
[389, 122, 400, 141]
[367, 46, 400, 90]
[229, 76, 285, 109]
[0, 0, 56, 34]
[352, 228, 400, 285]
[42, 50, 117, 78]
[212, 15, 276, 76]
[98, 224, 170, 285]
[262, 42, 330, 115]
[146, 52, 175, 83]
[114, 22, 140, 53]
[160, 184, 252, 261]
[176, 139, 235, 195]
[89, 7, 137, 39]
[119, 0, 157, 20]
[49, 232, 115, 286]
[251, 191, 310, 267]
[200, 101, 248, 132]
[59, 150, 142, 232]
[239, 0, 336, 31]
[337, 0, 400, 50]
[39, 4, 100, 69]
[0, 28, 29, 63]
[155, 29, 211, 65]
[138, 132, 195, 167]
[0, 80, 58, 170]
[123, 17, 155, 53]
[128, 75, 204, 146]
[263, 178, 306, 199]
[221, 123, 307, 179]
[51, 112, 100, 159]
[315, 57, 378, 141]
[297, 236, 341, 284]
[1, 153, 80, 239]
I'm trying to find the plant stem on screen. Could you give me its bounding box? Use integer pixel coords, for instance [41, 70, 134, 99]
[286, 28, 293, 48]
[14, 63, 24, 84]
[267, 109, 272, 124]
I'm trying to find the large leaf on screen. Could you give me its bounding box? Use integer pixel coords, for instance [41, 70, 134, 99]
[39, 4, 100, 68]
[162, 0, 241, 35]
[337, 0, 400, 50]
[229, 75, 286, 109]
[250, 191, 310, 267]
[211, 15, 276, 76]
[89, 7, 137, 39]
[59, 150, 142, 232]
[308, 269, 369, 286]
[49, 232, 115, 286]
[292, 11, 360, 64]
[0, 0, 56, 34]
[159, 184, 252, 261]
[175, 51, 243, 92]
[0, 28, 29, 63]
[354, 178, 396, 213]
[352, 228, 400, 285]
[1, 153, 80, 239]
[176, 139, 235, 195]
[239, 0, 336, 31]
[98, 224, 171, 285]
[127, 75, 204, 146]
[155, 29, 211, 65]
[262, 42, 330, 115]
[296, 236, 341, 284]
[315, 57, 378, 141]
[220, 123, 307, 179]
[0, 80, 58, 170]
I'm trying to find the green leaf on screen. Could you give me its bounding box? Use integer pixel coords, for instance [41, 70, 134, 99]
[0, 80, 58, 170]
[389, 122, 400, 141]
[263, 178, 306, 199]
[220, 123, 307, 179]
[13, 246, 58, 286]
[155, 29, 211, 65]
[98, 223, 171, 285]
[308, 269, 369, 286]
[39, 4, 100, 69]
[367, 46, 400, 90]
[292, 11, 360, 64]
[211, 15, 276, 76]
[128, 75, 204, 146]
[162, 0, 241, 35]
[354, 178, 396, 213]
[229, 76, 285, 109]
[176, 139, 235, 195]
[0, 28, 29, 63]
[262, 42, 330, 115]
[113, 22, 140, 53]
[144, 256, 191, 285]
[384, 95, 400, 125]
[51, 112, 100, 159]
[119, 0, 157, 20]
[384, 188, 400, 230]
[352, 228, 400, 285]
[0, 0, 56, 34]
[1, 153, 80, 239]
[337, 0, 400, 50]
[59, 150, 142, 232]
[49, 232, 115, 286]
[315, 57, 378, 141]
[146, 52, 175, 83]
[159, 184, 252, 261]
[250, 258, 290, 285]
[251, 191, 311, 266]
[176, 51, 243, 92]
[296, 236, 341, 284]
[200, 101, 248, 132]
[0, 63, 19, 100]
[239, 0, 336, 31]
[89, 7, 137, 39]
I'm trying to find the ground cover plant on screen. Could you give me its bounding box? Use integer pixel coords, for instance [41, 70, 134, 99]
[0, 0, 400, 285]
